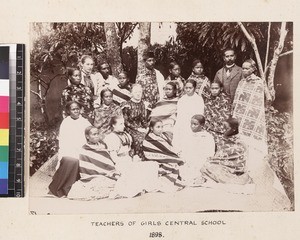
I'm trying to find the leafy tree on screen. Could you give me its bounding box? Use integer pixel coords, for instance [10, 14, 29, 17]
[30, 22, 137, 123]
[176, 22, 293, 101]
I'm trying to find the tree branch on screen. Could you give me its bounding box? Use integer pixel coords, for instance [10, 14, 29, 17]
[264, 22, 271, 71]
[124, 23, 138, 42]
[267, 22, 288, 101]
[30, 90, 42, 99]
[238, 22, 272, 101]
[280, 50, 293, 57]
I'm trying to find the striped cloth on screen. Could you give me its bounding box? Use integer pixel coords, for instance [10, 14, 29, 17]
[112, 84, 132, 105]
[150, 98, 178, 120]
[143, 132, 183, 183]
[79, 144, 117, 181]
[149, 98, 178, 134]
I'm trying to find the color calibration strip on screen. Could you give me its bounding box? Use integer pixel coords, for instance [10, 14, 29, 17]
[13, 44, 25, 197]
[0, 46, 10, 194]
[0, 44, 25, 197]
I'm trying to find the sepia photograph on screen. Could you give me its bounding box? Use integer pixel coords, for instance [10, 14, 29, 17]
[29, 21, 293, 215]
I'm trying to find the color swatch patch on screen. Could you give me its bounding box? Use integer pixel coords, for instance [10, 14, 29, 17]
[0, 46, 10, 194]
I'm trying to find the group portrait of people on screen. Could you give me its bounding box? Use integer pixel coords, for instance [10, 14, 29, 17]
[48, 48, 285, 200]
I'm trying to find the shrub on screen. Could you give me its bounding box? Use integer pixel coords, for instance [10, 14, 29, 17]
[266, 107, 294, 207]
[30, 119, 59, 176]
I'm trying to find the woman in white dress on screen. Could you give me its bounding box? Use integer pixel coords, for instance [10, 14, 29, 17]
[172, 79, 205, 151]
[49, 101, 90, 197]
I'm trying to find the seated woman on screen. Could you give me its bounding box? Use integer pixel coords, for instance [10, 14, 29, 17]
[204, 81, 232, 149]
[93, 88, 123, 138]
[61, 67, 94, 120]
[49, 101, 90, 197]
[112, 71, 132, 105]
[180, 115, 215, 187]
[67, 126, 117, 200]
[122, 84, 148, 160]
[104, 116, 160, 198]
[143, 118, 183, 187]
[150, 82, 178, 137]
[201, 118, 253, 192]
[165, 62, 185, 96]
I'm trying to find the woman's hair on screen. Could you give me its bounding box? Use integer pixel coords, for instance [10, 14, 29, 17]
[65, 101, 81, 115]
[192, 59, 203, 68]
[165, 82, 178, 96]
[148, 118, 162, 135]
[84, 125, 98, 140]
[185, 79, 197, 89]
[243, 58, 257, 74]
[80, 55, 93, 64]
[67, 67, 80, 78]
[192, 114, 205, 125]
[168, 61, 179, 70]
[100, 88, 113, 102]
[118, 70, 128, 78]
[211, 80, 224, 89]
[110, 115, 123, 127]
[224, 117, 239, 137]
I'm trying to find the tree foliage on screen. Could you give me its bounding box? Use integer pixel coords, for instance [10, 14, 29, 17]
[30, 119, 59, 176]
[30, 23, 137, 123]
[266, 107, 294, 206]
[175, 22, 293, 81]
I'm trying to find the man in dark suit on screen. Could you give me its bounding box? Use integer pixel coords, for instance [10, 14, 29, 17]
[214, 48, 242, 102]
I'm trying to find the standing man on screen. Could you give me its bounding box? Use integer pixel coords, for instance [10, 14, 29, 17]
[136, 50, 165, 110]
[214, 48, 242, 102]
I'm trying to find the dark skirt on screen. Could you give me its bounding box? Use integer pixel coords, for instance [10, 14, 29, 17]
[48, 156, 80, 197]
[126, 128, 146, 160]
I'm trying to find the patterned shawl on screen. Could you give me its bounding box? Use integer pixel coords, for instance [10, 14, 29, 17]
[93, 103, 123, 136]
[232, 74, 267, 143]
[204, 92, 232, 134]
[61, 83, 94, 118]
[136, 68, 160, 108]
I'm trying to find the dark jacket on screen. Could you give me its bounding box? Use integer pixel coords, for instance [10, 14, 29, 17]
[214, 65, 242, 102]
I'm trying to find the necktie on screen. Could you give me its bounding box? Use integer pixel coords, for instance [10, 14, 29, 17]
[225, 66, 233, 73]
[225, 66, 233, 77]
